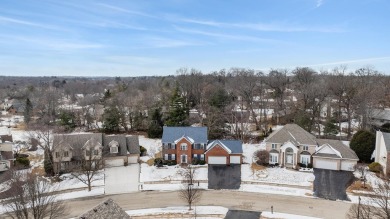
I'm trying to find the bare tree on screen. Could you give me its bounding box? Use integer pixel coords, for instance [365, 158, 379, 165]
[355, 164, 369, 189]
[347, 201, 374, 219]
[71, 147, 104, 191]
[178, 166, 202, 210]
[254, 150, 270, 165]
[2, 170, 67, 219]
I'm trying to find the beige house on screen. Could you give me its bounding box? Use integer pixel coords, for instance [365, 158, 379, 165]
[263, 124, 358, 170]
[52, 133, 140, 173]
[264, 124, 317, 168]
[373, 131, 390, 175]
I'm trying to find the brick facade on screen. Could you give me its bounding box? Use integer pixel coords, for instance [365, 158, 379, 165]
[205, 144, 230, 164]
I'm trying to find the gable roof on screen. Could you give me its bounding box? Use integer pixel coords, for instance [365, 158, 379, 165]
[371, 109, 390, 121]
[78, 198, 130, 219]
[162, 126, 207, 143]
[206, 140, 243, 154]
[104, 135, 127, 156]
[126, 135, 140, 154]
[53, 133, 103, 159]
[316, 139, 358, 160]
[265, 124, 317, 146]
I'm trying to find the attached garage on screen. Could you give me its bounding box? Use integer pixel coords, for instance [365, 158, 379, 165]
[208, 156, 227, 165]
[105, 158, 124, 167]
[230, 155, 241, 164]
[313, 158, 338, 170]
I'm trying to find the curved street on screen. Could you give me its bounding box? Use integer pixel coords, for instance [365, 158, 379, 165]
[65, 190, 352, 219]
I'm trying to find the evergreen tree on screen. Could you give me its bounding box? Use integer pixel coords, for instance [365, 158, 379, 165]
[59, 110, 76, 131]
[147, 108, 163, 138]
[323, 118, 338, 136]
[350, 130, 375, 163]
[165, 85, 189, 126]
[102, 105, 121, 133]
[24, 98, 33, 124]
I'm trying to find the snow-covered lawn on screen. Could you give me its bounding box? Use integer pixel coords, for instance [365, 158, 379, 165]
[261, 211, 320, 219]
[241, 164, 314, 186]
[126, 206, 228, 218]
[138, 135, 162, 162]
[242, 143, 265, 163]
[53, 172, 104, 192]
[140, 163, 207, 182]
[240, 184, 312, 197]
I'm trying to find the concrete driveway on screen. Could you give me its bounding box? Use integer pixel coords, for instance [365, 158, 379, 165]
[105, 164, 139, 194]
[208, 164, 241, 189]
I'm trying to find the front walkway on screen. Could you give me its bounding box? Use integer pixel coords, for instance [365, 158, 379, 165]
[105, 165, 139, 194]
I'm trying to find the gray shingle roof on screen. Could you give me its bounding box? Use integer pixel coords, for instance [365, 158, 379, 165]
[126, 135, 140, 154]
[78, 198, 130, 219]
[103, 135, 127, 156]
[316, 139, 358, 159]
[162, 126, 208, 143]
[313, 153, 340, 158]
[265, 124, 317, 146]
[382, 132, 390, 151]
[207, 140, 243, 154]
[371, 109, 390, 121]
[53, 133, 103, 159]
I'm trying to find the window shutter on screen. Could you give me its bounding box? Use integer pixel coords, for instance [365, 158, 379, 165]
[172, 154, 175, 160]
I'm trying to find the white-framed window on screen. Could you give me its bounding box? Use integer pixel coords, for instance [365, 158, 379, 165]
[302, 145, 309, 151]
[164, 154, 176, 160]
[200, 154, 205, 161]
[194, 143, 204, 150]
[271, 144, 277, 149]
[85, 150, 90, 156]
[55, 152, 60, 158]
[301, 156, 310, 165]
[269, 154, 278, 163]
[63, 151, 69, 157]
[94, 149, 99, 156]
[181, 143, 188, 150]
[110, 146, 118, 153]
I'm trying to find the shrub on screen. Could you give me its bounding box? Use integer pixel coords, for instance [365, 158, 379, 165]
[167, 160, 177, 166]
[274, 163, 279, 167]
[307, 163, 313, 168]
[350, 130, 375, 163]
[254, 150, 270, 166]
[192, 158, 199, 165]
[154, 158, 163, 166]
[199, 160, 206, 165]
[15, 157, 30, 168]
[140, 146, 147, 156]
[368, 162, 382, 173]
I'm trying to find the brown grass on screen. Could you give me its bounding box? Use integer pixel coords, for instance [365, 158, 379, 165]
[347, 180, 373, 192]
[146, 158, 155, 166]
[251, 163, 266, 171]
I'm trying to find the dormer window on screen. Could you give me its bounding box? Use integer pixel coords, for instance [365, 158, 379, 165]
[63, 151, 69, 157]
[109, 140, 119, 154]
[303, 145, 309, 151]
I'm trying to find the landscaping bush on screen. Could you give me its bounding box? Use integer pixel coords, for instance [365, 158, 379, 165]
[369, 162, 382, 173]
[307, 163, 313, 168]
[154, 158, 164, 166]
[254, 150, 270, 166]
[274, 163, 279, 167]
[140, 146, 147, 156]
[199, 160, 206, 165]
[350, 130, 375, 163]
[297, 163, 307, 168]
[15, 157, 30, 168]
[192, 158, 199, 165]
[167, 160, 177, 166]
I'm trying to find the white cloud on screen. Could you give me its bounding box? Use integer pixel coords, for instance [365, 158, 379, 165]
[96, 3, 156, 18]
[0, 15, 63, 30]
[316, 0, 324, 8]
[306, 56, 390, 67]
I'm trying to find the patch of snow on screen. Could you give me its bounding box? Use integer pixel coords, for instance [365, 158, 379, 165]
[261, 211, 320, 219]
[242, 143, 265, 164]
[57, 187, 104, 200]
[240, 184, 312, 197]
[140, 163, 207, 182]
[241, 164, 314, 186]
[126, 206, 228, 217]
[52, 172, 104, 191]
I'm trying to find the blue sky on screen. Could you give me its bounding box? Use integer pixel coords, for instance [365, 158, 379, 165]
[0, 0, 389, 76]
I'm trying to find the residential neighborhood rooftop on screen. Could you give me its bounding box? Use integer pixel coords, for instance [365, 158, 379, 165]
[162, 126, 208, 143]
[316, 139, 358, 160]
[265, 124, 317, 146]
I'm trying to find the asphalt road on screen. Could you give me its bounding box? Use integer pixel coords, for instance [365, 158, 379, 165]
[64, 190, 352, 219]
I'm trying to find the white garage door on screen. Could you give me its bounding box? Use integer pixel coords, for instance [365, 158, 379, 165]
[230, 156, 241, 164]
[208, 156, 227, 164]
[314, 158, 338, 170]
[105, 159, 124, 167]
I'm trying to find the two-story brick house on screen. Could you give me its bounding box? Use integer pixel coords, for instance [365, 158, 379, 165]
[162, 126, 208, 164]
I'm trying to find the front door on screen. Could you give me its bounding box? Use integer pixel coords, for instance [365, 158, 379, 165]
[181, 155, 187, 164]
[286, 155, 293, 164]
